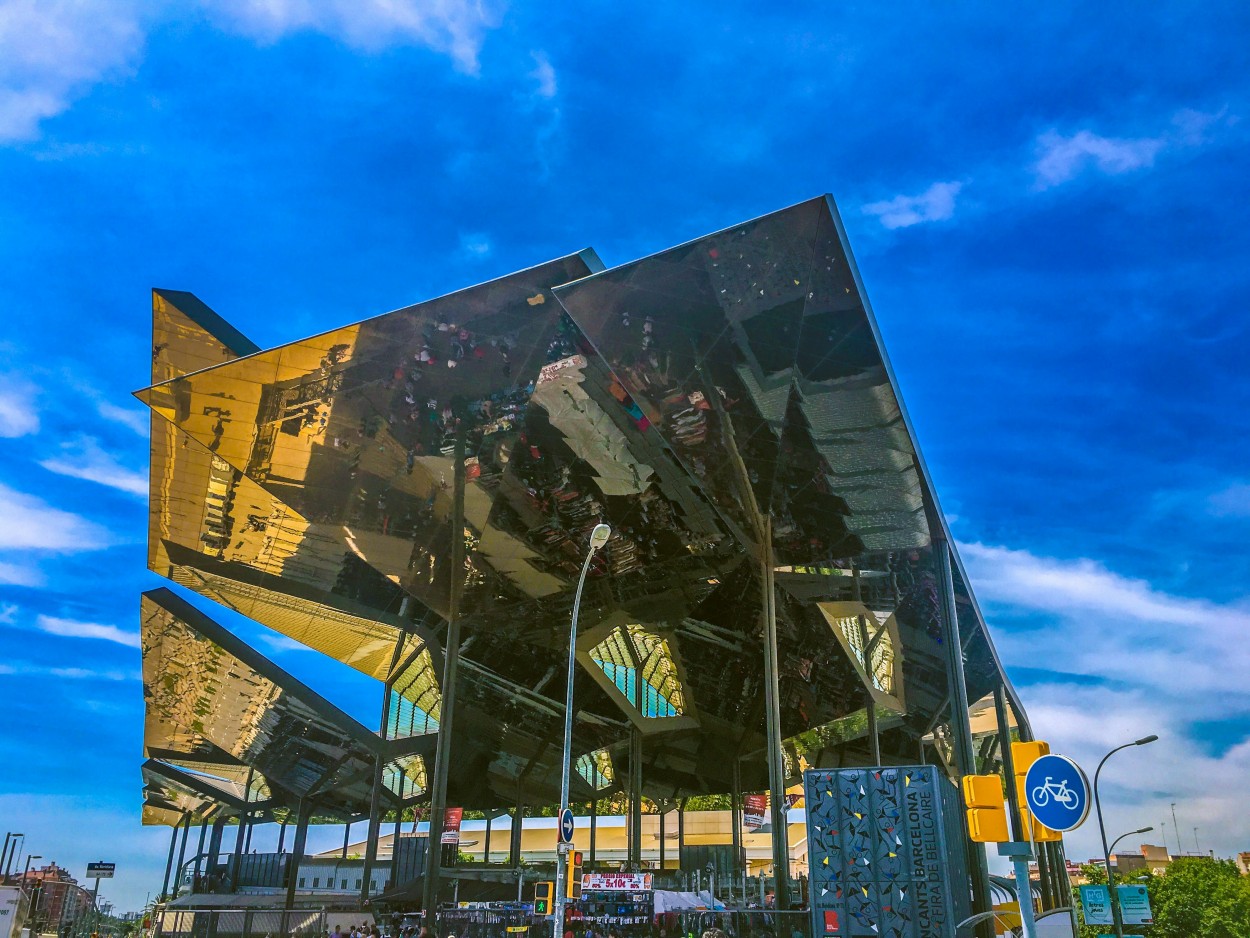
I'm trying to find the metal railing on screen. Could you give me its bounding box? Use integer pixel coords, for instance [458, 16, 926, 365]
[155, 908, 327, 938]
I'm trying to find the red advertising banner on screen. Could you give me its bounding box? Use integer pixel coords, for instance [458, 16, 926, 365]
[744, 793, 768, 829]
[581, 873, 652, 891]
[441, 807, 464, 844]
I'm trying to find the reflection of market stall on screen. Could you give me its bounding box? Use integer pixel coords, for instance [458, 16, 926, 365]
[570, 873, 655, 936]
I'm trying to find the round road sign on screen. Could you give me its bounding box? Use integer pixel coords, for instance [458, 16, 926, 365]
[1023, 754, 1091, 832]
[559, 807, 575, 844]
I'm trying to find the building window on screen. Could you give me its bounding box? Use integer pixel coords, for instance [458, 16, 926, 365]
[370, 880, 376, 891]
[298, 878, 305, 888]
[341, 880, 348, 889]
[355, 879, 362, 889]
[312, 877, 319, 888]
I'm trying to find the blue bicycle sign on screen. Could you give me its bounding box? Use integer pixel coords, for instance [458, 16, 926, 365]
[1024, 754, 1091, 832]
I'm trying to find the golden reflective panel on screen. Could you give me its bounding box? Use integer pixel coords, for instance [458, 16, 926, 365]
[140, 589, 385, 819]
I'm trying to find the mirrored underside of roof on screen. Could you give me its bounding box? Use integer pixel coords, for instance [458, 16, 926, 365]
[137, 200, 1017, 823]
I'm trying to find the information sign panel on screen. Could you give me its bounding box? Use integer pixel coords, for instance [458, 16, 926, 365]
[1116, 884, 1153, 925]
[1078, 885, 1113, 925]
[743, 794, 767, 829]
[441, 807, 464, 845]
[1023, 754, 1090, 832]
[86, 863, 115, 879]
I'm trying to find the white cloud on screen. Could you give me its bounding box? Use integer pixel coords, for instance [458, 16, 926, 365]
[96, 401, 149, 436]
[0, 372, 39, 436]
[1033, 129, 1164, 188]
[0, 561, 42, 586]
[1207, 482, 1250, 518]
[0, 0, 502, 143]
[0, 0, 148, 143]
[35, 614, 141, 648]
[459, 232, 492, 258]
[0, 659, 138, 681]
[862, 181, 962, 229]
[39, 435, 147, 497]
[0, 603, 16, 623]
[0, 481, 110, 550]
[1014, 680, 1250, 867]
[530, 51, 556, 99]
[256, 632, 313, 653]
[203, 0, 501, 74]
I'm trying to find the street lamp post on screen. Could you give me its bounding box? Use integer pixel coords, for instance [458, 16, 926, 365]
[553, 523, 611, 938]
[21, 855, 42, 883]
[1095, 735, 1158, 938]
[2, 834, 24, 882]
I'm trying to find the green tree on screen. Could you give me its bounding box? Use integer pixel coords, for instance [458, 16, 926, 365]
[1074, 856, 1250, 938]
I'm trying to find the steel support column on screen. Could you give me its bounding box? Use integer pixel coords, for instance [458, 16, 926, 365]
[172, 814, 191, 897]
[360, 756, 386, 905]
[589, 799, 597, 867]
[852, 563, 882, 765]
[628, 728, 643, 870]
[995, 687, 1024, 841]
[229, 813, 248, 891]
[422, 433, 467, 914]
[509, 803, 523, 868]
[677, 799, 685, 868]
[934, 537, 993, 934]
[342, 821, 351, 859]
[731, 759, 743, 882]
[161, 816, 183, 899]
[277, 818, 287, 855]
[284, 801, 310, 911]
[760, 517, 790, 908]
[207, 818, 225, 868]
[193, 821, 208, 879]
[483, 813, 492, 864]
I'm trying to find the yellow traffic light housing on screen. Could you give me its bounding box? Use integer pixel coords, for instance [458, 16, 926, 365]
[962, 774, 1010, 843]
[1011, 742, 1062, 843]
[566, 851, 584, 900]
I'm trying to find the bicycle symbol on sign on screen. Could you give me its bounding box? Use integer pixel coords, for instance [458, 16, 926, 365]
[1030, 776, 1080, 809]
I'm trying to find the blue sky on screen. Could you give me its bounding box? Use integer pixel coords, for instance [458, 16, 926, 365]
[1, 0, 1248, 912]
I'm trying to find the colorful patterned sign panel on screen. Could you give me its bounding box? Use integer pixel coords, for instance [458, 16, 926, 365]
[804, 766, 971, 938]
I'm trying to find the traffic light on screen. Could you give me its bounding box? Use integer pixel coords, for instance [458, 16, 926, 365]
[1014, 778, 1062, 842]
[1011, 740, 1062, 843]
[534, 881, 553, 916]
[566, 851, 584, 900]
[962, 774, 1009, 843]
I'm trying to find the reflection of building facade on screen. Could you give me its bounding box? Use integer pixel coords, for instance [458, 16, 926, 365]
[138, 196, 1070, 915]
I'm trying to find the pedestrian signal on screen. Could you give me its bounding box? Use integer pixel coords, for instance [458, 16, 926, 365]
[962, 774, 1009, 843]
[566, 851, 584, 900]
[534, 881, 553, 915]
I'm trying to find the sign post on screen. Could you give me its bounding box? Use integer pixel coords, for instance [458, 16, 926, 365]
[85, 863, 113, 938]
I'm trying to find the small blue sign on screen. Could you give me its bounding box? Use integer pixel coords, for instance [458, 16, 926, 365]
[1116, 884, 1153, 925]
[559, 807, 575, 844]
[1079, 884, 1113, 925]
[1023, 754, 1091, 831]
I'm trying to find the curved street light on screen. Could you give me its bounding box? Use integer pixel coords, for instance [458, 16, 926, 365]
[1108, 826, 1153, 860]
[1095, 735, 1158, 938]
[554, 523, 612, 937]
